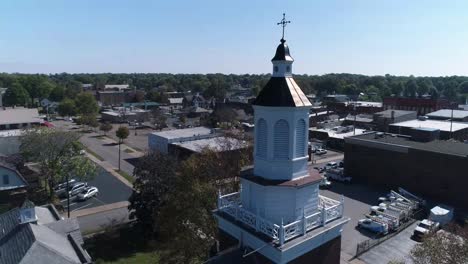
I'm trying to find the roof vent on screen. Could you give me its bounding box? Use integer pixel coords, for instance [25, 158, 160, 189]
[19, 207, 37, 224]
[19, 199, 37, 224]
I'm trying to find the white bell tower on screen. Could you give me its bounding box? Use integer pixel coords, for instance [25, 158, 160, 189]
[213, 14, 349, 264]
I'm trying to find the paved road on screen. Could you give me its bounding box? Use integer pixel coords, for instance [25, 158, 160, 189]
[358, 222, 418, 264]
[61, 167, 133, 212]
[80, 133, 136, 176]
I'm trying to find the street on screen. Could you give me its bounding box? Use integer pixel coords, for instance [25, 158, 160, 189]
[61, 167, 133, 213]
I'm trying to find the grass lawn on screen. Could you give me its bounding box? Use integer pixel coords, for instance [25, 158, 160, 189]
[85, 225, 160, 264]
[84, 146, 105, 161]
[123, 148, 134, 153]
[114, 169, 135, 184]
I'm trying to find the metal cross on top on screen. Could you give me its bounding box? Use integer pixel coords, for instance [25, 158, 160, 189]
[277, 13, 291, 40]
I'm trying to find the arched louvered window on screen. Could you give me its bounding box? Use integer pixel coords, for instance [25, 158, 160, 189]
[295, 119, 306, 157]
[256, 118, 267, 158]
[274, 119, 289, 159]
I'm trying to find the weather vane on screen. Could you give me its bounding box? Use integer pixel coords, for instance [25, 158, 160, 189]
[277, 13, 291, 41]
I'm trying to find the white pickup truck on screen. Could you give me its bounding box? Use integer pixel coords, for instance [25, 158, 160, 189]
[413, 205, 453, 241]
[325, 168, 352, 183]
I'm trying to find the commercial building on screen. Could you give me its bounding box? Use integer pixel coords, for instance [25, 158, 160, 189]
[344, 132, 468, 208]
[97, 91, 131, 106]
[383, 97, 451, 116]
[148, 127, 215, 154]
[373, 110, 417, 131]
[0, 108, 43, 130]
[388, 119, 468, 140]
[170, 136, 247, 159]
[101, 107, 150, 123]
[426, 109, 468, 122]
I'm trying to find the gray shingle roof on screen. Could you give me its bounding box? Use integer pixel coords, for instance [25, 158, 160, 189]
[0, 206, 90, 264]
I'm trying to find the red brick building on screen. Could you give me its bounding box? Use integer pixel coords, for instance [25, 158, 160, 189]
[383, 97, 451, 116]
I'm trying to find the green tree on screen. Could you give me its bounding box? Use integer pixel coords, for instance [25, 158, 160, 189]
[458, 81, 468, 94]
[75, 92, 99, 116]
[99, 122, 113, 135]
[404, 79, 418, 98]
[410, 225, 468, 264]
[157, 138, 252, 263]
[49, 85, 65, 102]
[19, 128, 97, 198]
[116, 126, 130, 171]
[3, 82, 30, 106]
[57, 98, 77, 117]
[128, 152, 178, 239]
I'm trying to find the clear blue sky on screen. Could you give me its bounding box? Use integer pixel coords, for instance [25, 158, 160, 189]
[1, 0, 468, 76]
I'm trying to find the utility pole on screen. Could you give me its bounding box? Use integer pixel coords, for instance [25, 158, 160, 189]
[118, 138, 121, 171]
[353, 105, 357, 135]
[450, 106, 454, 139]
[66, 173, 70, 218]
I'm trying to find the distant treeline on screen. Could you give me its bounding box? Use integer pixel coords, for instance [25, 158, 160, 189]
[1, 73, 468, 107]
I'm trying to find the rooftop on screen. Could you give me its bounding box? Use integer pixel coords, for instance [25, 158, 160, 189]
[390, 119, 468, 132]
[374, 109, 416, 118]
[0, 108, 43, 126]
[0, 205, 90, 264]
[253, 77, 311, 107]
[348, 132, 468, 157]
[310, 127, 369, 139]
[426, 109, 468, 119]
[150, 126, 214, 140]
[173, 136, 245, 153]
[345, 114, 374, 123]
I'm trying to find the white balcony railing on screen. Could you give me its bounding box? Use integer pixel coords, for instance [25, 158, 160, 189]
[217, 192, 344, 246]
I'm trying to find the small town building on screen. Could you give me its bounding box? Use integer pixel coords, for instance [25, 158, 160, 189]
[383, 97, 451, 116]
[0, 130, 23, 155]
[104, 84, 130, 91]
[148, 126, 216, 154]
[426, 109, 468, 122]
[344, 132, 468, 209]
[388, 119, 468, 140]
[212, 20, 348, 264]
[373, 109, 417, 132]
[101, 107, 150, 123]
[0, 202, 91, 263]
[0, 108, 43, 130]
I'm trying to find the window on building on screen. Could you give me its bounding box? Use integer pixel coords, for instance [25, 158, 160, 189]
[256, 118, 268, 158]
[274, 119, 289, 159]
[295, 119, 306, 157]
[3, 175, 9, 185]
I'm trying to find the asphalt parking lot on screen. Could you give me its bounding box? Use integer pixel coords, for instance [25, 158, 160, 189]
[318, 175, 422, 264]
[60, 167, 133, 213]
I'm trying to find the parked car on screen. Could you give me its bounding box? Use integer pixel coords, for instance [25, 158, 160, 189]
[60, 182, 88, 198]
[54, 178, 77, 192]
[316, 149, 327, 155]
[413, 219, 440, 241]
[339, 161, 344, 168]
[77, 187, 99, 201]
[319, 177, 332, 189]
[325, 161, 338, 169]
[326, 168, 352, 183]
[358, 218, 389, 235]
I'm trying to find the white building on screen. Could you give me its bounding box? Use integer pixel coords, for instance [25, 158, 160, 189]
[213, 25, 349, 264]
[148, 127, 216, 154]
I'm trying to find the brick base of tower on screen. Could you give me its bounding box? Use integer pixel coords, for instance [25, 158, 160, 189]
[217, 230, 342, 264]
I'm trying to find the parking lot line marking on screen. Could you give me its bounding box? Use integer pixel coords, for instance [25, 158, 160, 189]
[72, 203, 93, 212]
[93, 197, 106, 205]
[63, 202, 77, 208]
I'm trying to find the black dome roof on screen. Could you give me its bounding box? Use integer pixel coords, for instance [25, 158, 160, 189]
[271, 39, 294, 62]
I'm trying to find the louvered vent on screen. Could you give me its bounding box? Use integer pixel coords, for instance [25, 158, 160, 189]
[274, 119, 289, 159]
[295, 119, 306, 157]
[256, 119, 267, 158]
